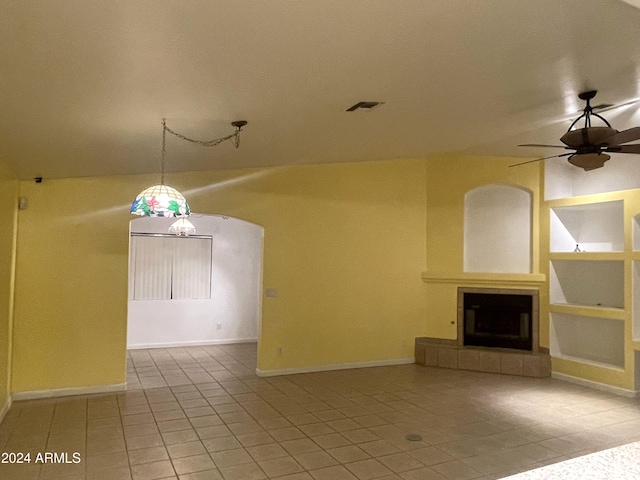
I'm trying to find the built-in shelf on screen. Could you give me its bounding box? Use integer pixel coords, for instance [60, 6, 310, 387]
[636, 351, 640, 391]
[545, 173, 640, 391]
[550, 200, 624, 253]
[633, 261, 640, 342]
[552, 353, 626, 372]
[549, 303, 625, 320]
[550, 259, 624, 309]
[549, 252, 625, 261]
[550, 313, 625, 369]
[634, 214, 640, 252]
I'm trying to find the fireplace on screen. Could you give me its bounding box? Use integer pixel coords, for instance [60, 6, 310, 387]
[462, 290, 535, 351]
[415, 287, 547, 377]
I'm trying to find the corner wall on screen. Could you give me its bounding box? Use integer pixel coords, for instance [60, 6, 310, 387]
[0, 159, 18, 414]
[11, 159, 428, 393]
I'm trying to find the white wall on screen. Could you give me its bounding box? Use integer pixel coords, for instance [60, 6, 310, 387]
[550, 201, 624, 252]
[550, 260, 624, 308]
[550, 313, 625, 368]
[545, 155, 640, 200]
[127, 215, 263, 348]
[464, 184, 532, 273]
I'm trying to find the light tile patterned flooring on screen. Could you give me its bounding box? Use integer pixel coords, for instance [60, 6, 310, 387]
[2, 343, 640, 480]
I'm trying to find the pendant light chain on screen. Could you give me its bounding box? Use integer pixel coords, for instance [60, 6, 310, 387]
[163, 122, 245, 148]
[161, 118, 167, 185]
[131, 118, 246, 218]
[159, 118, 245, 184]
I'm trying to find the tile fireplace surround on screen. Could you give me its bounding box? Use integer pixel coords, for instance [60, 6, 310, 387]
[416, 287, 551, 378]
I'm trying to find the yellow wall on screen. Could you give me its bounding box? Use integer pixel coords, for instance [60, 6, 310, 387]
[423, 154, 545, 340]
[11, 159, 428, 392]
[0, 159, 18, 408]
[11, 150, 637, 394]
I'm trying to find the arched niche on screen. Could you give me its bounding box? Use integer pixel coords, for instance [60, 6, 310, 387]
[464, 184, 532, 273]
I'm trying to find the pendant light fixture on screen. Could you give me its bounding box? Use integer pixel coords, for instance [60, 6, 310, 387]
[130, 119, 191, 218]
[169, 218, 197, 236]
[130, 119, 247, 218]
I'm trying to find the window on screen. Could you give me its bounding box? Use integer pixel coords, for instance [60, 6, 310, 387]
[129, 235, 212, 300]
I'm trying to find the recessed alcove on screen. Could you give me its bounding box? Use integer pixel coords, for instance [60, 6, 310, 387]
[464, 184, 532, 273]
[550, 313, 624, 369]
[550, 260, 624, 309]
[550, 201, 624, 252]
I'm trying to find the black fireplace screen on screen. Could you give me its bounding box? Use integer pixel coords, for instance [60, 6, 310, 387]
[463, 293, 533, 351]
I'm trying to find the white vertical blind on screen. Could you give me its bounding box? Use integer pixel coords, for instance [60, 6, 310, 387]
[131, 236, 172, 300]
[173, 237, 212, 299]
[130, 235, 211, 300]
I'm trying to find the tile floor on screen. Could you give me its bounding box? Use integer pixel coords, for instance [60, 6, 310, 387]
[2, 343, 640, 480]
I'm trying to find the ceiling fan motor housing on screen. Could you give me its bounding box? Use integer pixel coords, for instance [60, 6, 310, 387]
[560, 126, 618, 149]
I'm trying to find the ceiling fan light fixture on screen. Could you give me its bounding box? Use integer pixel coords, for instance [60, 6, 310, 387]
[169, 218, 197, 236]
[568, 153, 611, 171]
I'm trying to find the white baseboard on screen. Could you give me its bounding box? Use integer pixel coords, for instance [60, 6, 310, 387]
[552, 372, 639, 398]
[12, 383, 126, 401]
[256, 357, 415, 377]
[0, 395, 12, 424]
[127, 338, 258, 350]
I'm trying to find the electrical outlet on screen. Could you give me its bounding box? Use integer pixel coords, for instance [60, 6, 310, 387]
[265, 288, 278, 297]
[216, 322, 222, 330]
[277, 347, 283, 355]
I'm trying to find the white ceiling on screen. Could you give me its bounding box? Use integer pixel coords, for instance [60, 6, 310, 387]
[2, 0, 640, 180]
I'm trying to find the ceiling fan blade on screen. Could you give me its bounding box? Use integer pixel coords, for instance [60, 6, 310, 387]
[509, 152, 573, 168]
[600, 127, 640, 146]
[517, 144, 568, 149]
[606, 144, 640, 154]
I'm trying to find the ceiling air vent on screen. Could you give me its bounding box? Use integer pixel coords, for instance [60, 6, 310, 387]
[346, 101, 385, 112]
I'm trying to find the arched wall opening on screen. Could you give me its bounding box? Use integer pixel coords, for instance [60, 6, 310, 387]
[464, 184, 532, 274]
[127, 214, 263, 349]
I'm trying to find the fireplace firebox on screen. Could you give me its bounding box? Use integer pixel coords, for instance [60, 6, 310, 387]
[463, 293, 533, 351]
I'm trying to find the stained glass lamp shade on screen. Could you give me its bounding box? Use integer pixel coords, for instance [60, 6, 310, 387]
[130, 184, 191, 217]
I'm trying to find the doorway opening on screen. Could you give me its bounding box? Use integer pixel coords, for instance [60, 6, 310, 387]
[127, 214, 263, 349]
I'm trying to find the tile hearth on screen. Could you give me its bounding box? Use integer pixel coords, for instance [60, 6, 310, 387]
[415, 338, 551, 378]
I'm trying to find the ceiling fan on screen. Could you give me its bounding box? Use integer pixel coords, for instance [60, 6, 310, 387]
[513, 90, 640, 171]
